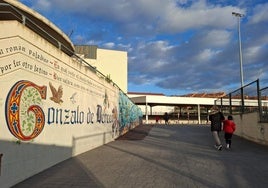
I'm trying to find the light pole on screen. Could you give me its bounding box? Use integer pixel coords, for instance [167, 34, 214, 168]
[232, 12, 244, 88]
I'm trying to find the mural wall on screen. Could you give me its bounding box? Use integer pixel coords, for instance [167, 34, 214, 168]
[119, 91, 143, 134]
[0, 21, 142, 187]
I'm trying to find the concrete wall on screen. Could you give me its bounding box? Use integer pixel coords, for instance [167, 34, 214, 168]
[0, 21, 140, 187]
[233, 113, 268, 146]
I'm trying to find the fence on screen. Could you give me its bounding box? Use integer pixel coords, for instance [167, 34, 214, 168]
[214, 79, 268, 122]
[260, 86, 268, 122]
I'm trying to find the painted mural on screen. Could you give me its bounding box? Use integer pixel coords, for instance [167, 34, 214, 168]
[0, 37, 142, 141]
[3, 79, 141, 142]
[0, 38, 142, 143]
[0, 1, 142, 187]
[5, 80, 46, 141]
[0, 33, 142, 143]
[119, 91, 143, 133]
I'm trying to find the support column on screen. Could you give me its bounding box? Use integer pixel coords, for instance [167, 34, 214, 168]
[145, 102, 148, 124]
[197, 104, 201, 124]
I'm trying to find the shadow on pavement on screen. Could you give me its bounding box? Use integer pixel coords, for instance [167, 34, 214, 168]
[116, 124, 153, 140]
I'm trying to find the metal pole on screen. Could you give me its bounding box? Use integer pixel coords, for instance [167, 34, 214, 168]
[238, 16, 244, 87]
[232, 12, 244, 88]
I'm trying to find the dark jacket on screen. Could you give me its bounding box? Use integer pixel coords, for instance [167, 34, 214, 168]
[209, 112, 225, 131]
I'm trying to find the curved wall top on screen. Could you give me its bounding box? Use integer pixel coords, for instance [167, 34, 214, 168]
[1, 0, 75, 56]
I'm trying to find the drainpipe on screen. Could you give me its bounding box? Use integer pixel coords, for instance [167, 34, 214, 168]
[0, 153, 3, 176]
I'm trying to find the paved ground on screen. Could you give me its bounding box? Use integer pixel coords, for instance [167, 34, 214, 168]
[13, 124, 268, 188]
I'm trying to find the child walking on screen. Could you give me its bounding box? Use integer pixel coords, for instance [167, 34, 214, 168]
[223, 115, 236, 149]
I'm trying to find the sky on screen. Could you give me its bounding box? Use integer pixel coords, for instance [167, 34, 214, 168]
[19, 0, 268, 96]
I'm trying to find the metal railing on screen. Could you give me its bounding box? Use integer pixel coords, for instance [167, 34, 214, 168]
[215, 79, 268, 122]
[259, 86, 268, 122]
[0, 2, 73, 56]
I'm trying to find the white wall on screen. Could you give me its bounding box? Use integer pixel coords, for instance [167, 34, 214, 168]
[233, 113, 268, 146]
[0, 21, 120, 187]
[97, 48, 128, 93]
[82, 48, 128, 93]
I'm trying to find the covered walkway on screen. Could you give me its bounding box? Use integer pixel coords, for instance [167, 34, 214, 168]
[130, 95, 217, 124]
[129, 94, 260, 124]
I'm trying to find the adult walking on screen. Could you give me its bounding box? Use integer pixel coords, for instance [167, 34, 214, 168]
[209, 105, 225, 150]
[163, 112, 169, 125]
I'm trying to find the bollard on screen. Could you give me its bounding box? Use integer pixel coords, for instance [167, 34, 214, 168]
[0, 153, 3, 176]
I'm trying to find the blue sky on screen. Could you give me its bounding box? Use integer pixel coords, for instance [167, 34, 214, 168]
[19, 0, 268, 96]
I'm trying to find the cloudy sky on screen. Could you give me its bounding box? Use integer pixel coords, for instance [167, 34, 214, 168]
[19, 0, 268, 95]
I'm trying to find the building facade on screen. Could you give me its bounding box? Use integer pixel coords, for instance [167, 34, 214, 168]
[75, 45, 128, 93]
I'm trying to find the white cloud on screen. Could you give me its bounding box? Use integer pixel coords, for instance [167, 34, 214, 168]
[157, 2, 238, 33]
[196, 49, 216, 62]
[103, 42, 115, 49]
[244, 46, 262, 60]
[249, 3, 268, 24]
[19, 0, 268, 95]
[31, 0, 239, 34]
[200, 30, 231, 47]
[32, 0, 52, 11]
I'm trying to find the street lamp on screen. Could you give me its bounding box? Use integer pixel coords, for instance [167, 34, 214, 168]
[232, 12, 244, 88]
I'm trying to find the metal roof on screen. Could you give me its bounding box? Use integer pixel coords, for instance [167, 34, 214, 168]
[130, 95, 216, 107]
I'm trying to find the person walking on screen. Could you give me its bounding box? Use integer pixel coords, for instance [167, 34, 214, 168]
[209, 106, 225, 150]
[163, 112, 169, 125]
[223, 115, 236, 149]
[155, 115, 160, 124]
